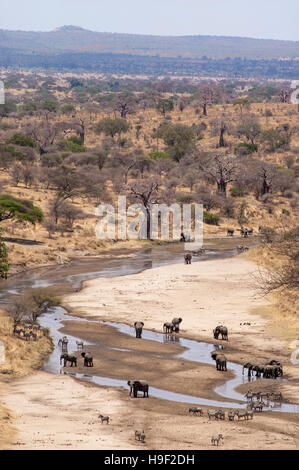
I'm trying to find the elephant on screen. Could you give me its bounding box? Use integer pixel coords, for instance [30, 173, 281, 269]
[163, 322, 174, 334]
[127, 380, 149, 398]
[213, 325, 228, 341]
[216, 354, 227, 371]
[184, 253, 192, 264]
[211, 351, 227, 371]
[81, 352, 93, 367]
[268, 360, 282, 367]
[251, 364, 266, 377]
[60, 354, 77, 367]
[134, 321, 144, 338]
[172, 317, 182, 332]
[263, 365, 283, 379]
[242, 362, 254, 376]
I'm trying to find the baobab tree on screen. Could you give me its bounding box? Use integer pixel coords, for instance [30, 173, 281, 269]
[114, 93, 137, 119]
[126, 178, 163, 239]
[195, 86, 215, 116]
[198, 154, 237, 196]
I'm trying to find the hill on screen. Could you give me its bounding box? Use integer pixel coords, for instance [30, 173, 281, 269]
[0, 25, 299, 60]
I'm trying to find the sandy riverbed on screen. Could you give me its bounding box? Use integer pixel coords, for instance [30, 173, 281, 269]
[2, 254, 299, 450]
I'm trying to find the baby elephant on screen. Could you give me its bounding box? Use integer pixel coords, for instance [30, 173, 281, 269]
[134, 321, 144, 339]
[98, 414, 109, 424]
[189, 407, 203, 416]
[211, 434, 223, 446]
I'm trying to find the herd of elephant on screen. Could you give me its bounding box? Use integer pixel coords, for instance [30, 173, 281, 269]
[242, 360, 283, 379]
[58, 336, 94, 367]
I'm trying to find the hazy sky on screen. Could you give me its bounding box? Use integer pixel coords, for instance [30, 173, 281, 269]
[1, 0, 298, 41]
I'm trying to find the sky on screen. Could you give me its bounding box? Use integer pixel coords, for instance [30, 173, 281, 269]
[1, 0, 298, 41]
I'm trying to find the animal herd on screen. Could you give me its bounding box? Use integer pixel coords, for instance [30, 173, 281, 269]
[13, 322, 41, 341]
[58, 336, 94, 368]
[242, 360, 283, 379]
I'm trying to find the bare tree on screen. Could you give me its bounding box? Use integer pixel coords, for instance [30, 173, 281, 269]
[198, 154, 237, 196]
[114, 93, 137, 119]
[126, 177, 164, 239]
[195, 86, 215, 116]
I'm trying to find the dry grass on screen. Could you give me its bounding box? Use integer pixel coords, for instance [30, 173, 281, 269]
[0, 309, 53, 447]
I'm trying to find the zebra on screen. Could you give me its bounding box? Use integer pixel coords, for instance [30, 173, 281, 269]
[98, 414, 109, 424]
[188, 407, 203, 416]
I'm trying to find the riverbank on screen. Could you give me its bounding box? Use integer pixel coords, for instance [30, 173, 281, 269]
[0, 309, 53, 448]
[2, 253, 299, 449]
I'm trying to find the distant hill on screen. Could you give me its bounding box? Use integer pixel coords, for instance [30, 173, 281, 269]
[0, 25, 299, 60]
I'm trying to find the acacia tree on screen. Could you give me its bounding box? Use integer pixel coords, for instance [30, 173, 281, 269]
[96, 118, 130, 140]
[155, 98, 174, 117]
[237, 118, 261, 145]
[198, 154, 237, 196]
[0, 194, 43, 224]
[47, 166, 84, 224]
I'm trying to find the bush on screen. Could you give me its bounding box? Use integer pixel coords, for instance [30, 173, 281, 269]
[235, 143, 258, 156]
[61, 136, 86, 153]
[203, 210, 220, 225]
[148, 151, 170, 160]
[8, 133, 36, 148]
[230, 187, 245, 197]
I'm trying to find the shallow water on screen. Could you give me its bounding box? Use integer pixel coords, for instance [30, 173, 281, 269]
[1, 245, 297, 413]
[39, 308, 299, 412]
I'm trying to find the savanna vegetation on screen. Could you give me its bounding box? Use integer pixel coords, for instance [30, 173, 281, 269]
[0, 71, 298, 311]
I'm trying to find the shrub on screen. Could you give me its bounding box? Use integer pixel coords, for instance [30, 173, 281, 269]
[8, 133, 36, 148]
[203, 210, 220, 225]
[230, 187, 245, 197]
[235, 143, 258, 156]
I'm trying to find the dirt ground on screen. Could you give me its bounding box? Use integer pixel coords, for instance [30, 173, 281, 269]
[1, 254, 299, 449]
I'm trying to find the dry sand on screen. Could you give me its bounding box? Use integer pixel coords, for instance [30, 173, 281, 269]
[2, 254, 299, 450]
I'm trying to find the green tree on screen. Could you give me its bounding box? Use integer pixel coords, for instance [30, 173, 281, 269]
[0, 194, 43, 224]
[154, 123, 195, 161]
[8, 133, 36, 148]
[96, 118, 130, 139]
[0, 229, 10, 279]
[260, 128, 291, 152]
[156, 98, 174, 117]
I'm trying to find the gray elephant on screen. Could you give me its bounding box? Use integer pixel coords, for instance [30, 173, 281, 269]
[184, 254, 192, 264]
[163, 322, 174, 334]
[134, 321, 144, 338]
[213, 325, 228, 341]
[60, 354, 77, 367]
[242, 362, 254, 376]
[172, 317, 182, 332]
[263, 365, 283, 379]
[127, 380, 149, 398]
[251, 364, 266, 377]
[81, 352, 93, 367]
[211, 351, 227, 371]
